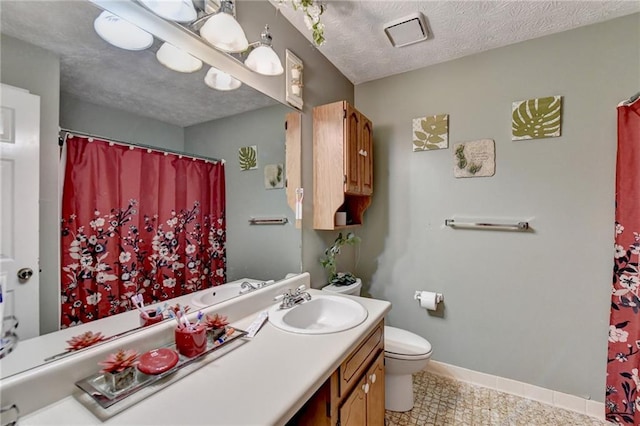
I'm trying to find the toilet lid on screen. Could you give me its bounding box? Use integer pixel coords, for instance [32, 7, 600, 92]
[384, 326, 432, 357]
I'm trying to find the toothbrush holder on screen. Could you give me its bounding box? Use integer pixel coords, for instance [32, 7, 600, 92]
[174, 325, 207, 358]
[140, 310, 164, 327]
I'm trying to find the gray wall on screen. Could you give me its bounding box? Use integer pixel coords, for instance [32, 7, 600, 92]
[60, 94, 185, 151]
[185, 105, 300, 281]
[354, 14, 640, 401]
[235, 0, 355, 288]
[1, 34, 61, 335]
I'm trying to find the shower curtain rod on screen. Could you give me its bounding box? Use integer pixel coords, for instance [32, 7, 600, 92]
[58, 127, 223, 164]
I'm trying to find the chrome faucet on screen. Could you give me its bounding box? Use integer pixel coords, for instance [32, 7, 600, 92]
[275, 285, 312, 309]
[239, 280, 275, 295]
[239, 281, 258, 294]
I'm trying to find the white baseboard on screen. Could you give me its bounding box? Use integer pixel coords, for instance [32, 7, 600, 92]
[426, 360, 604, 421]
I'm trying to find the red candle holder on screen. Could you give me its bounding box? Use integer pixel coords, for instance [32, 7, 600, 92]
[140, 310, 164, 327]
[174, 325, 207, 358]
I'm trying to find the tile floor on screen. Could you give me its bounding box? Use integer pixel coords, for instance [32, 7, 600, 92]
[385, 371, 610, 425]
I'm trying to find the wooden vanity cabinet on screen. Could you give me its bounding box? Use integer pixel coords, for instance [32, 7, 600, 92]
[313, 101, 373, 230]
[340, 352, 385, 426]
[288, 321, 385, 426]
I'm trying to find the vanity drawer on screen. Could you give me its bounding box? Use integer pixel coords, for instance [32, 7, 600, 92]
[339, 321, 383, 397]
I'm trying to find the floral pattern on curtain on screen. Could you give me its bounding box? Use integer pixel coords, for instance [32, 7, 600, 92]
[607, 98, 640, 425]
[60, 136, 226, 328]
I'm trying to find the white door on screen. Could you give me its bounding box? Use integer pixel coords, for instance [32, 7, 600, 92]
[0, 84, 40, 340]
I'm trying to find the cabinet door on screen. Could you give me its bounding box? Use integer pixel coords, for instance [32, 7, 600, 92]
[344, 103, 361, 195]
[359, 115, 373, 196]
[340, 376, 367, 426]
[366, 352, 385, 425]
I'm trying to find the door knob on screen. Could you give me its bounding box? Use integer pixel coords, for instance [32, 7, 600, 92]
[369, 373, 376, 383]
[17, 267, 33, 282]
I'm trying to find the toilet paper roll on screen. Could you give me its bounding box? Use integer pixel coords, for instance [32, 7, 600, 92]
[414, 291, 443, 310]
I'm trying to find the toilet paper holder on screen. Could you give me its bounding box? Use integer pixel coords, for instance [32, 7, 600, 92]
[414, 291, 444, 306]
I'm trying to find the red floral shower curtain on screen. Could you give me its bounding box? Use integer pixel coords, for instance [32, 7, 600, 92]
[607, 97, 640, 424]
[60, 136, 226, 328]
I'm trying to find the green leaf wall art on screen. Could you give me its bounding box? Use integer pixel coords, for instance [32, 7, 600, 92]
[512, 96, 562, 140]
[453, 139, 495, 178]
[412, 114, 449, 151]
[238, 145, 258, 170]
[264, 164, 284, 189]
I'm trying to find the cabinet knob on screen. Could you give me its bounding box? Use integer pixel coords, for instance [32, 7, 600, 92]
[363, 383, 370, 394]
[369, 373, 376, 384]
[358, 149, 368, 157]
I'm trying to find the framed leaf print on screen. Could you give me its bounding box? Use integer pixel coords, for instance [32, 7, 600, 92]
[512, 96, 562, 140]
[239, 146, 257, 170]
[413, 114, 448, 151]
[453, 139, 495, 178]
[264, 164, 284, 189]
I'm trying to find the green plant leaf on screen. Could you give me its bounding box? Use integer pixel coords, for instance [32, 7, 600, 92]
[426, 143, 440, 150]
[239, 146, 257, 170]
[512, 96, 562, 139]
[427, 134, 444, 144]
[414, 131, 427, 141]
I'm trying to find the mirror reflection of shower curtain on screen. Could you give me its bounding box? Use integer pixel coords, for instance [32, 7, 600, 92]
[607, 94, 640, 425]
[59, 136, 226, 328]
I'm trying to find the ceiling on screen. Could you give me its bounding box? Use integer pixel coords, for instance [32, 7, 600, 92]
[1, 1, 638, 127]
[275, 0, 640, 85]
[0, 1, 278, 127]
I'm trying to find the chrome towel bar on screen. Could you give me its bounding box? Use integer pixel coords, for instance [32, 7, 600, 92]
[444, 219, 529, 231]
[249, 217, 289, 225]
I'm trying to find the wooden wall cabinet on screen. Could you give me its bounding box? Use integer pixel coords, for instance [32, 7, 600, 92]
[288, 321, 385, 426]
[313, 101, 373, 230]
[285, 112, 302, 228]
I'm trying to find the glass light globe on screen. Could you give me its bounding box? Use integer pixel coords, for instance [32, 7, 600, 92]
[200, 12, 248, 53]
[139, 0, 197, 23]
[93, 11, 153, 51]
[245, 45, 284, 76]
[156, 42, 203, 73]
[204, 67, 242, 91]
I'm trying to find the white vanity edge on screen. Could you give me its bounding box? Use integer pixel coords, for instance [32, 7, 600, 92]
[0, 278, 263, 379]
[7, 274, 391, 425]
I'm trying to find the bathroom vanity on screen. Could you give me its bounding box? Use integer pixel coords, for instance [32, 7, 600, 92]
[289, 321, 385, 425]
[3, 274, 391, 425]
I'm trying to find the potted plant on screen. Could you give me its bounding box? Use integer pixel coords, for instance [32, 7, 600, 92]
[204, 313, 229, 341]
[98, 348, 139, 392]
[320, 232, 361, 286]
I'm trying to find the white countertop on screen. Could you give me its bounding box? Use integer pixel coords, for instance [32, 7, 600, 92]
[1, 278, 263, 379]
[20, 290, 391, 425]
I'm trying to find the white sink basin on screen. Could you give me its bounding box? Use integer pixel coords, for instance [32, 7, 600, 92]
[192, 283, 242, 308]
[268, 295, 368, 334]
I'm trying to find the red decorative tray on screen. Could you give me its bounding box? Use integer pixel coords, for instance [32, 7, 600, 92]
[75, 327, 247, 408]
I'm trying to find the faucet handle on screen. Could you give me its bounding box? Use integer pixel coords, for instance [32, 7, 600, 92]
[274, 289, 292, 302]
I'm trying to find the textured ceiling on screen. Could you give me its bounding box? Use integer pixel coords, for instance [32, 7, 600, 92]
[2, 1, 638, 126]
[0, 1, 278, 127]
[274, 0, 640, 85]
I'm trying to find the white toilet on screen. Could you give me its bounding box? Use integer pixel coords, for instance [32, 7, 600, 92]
[322, 280, 433, 412]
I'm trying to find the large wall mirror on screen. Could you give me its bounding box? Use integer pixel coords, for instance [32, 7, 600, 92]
[0, 0, 301, 378]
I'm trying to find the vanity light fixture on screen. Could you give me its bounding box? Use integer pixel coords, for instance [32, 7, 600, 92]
[93, 11, 154, 51]
[156, 42, 203, 73]
[204, 67, 242, 91]
[199, 0, 248, 53]
[139, 0, 197, 23]
[244, 25, 284, 76]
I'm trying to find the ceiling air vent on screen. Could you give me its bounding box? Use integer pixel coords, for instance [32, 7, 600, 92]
[383, 12, 429, 48]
